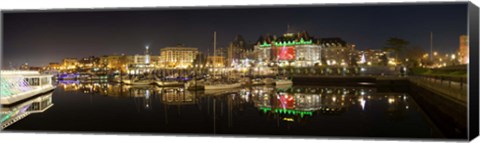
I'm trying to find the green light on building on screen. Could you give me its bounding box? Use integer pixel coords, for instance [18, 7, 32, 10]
[259, 107, 313, 118]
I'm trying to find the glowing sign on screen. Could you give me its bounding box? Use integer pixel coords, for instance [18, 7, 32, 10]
[277, 46, 295, 60]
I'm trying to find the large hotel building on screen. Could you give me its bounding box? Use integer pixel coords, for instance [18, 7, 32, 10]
[254, 31, 354, 67]
[160, 45, 199, 68]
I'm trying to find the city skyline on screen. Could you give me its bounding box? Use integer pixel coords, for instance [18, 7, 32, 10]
[2, 3, 467, 67]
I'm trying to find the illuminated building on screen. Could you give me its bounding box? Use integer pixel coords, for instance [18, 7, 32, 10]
[126, 46, 155, 75]
[207, 56, 225, 68]
[99, 55, 122, 70]
[254, 32, 321, 67]
[78, 56, 100, 71]
[320, 38, 355, 66]
[160, 45, 198, 68]
[61, 58, 79, 70]
[133, 55, 152, 65]
[46, 62, 61, 70]
[459, 35, 468, 64]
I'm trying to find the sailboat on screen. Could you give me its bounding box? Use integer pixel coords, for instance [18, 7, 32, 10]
[203, 31, 241, 90]
[123, 76, 154, 85]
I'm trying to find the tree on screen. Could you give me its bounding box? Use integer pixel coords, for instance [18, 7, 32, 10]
[383, 38, 409, 63]
[380, 54, 389, 66]
[403, 45, 425, 67]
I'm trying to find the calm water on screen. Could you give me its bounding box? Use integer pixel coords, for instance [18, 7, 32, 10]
[4, 81, 443, 138]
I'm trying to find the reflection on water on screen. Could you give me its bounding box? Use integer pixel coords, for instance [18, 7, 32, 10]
[57, 81, 410, 117]
[5, 81, 441, 138]
[1, 92, 53, 129]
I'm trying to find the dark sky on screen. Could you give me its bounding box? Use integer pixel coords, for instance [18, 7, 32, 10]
[2, 3, 468, 67]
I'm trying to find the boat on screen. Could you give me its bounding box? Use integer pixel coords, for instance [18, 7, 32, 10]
[1, 92, 54, 129]
[203, 87, 241, 96]
[112, 75, 123, 83]
[57, 73, 78, 80]
[123, 79, 154, 85]
[122, 77, 154, 85]
[204, 82, 242, 90]
[153, 74, 184, 87]
[275, 79, 293, 85]
[184, 78, 205, 90]
[202, 31, 242, 90]
[155, 80, 184, 87]
[0, 70, 56, 105]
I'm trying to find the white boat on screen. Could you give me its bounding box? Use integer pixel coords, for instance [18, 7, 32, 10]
[203, 87, 241, 95]
[1, 92, 54, 129]
[123, 79, 154, 85]
[156, 81, 184, 87]
[204, 82, 242, 90]
[201, 32, 242, 90]
[275, 79, 293, 85]
[0, 70, 56, 105]
[132, 79, 154, 85]
[184, 79, 205, 90]
[122, 79, 132, 84]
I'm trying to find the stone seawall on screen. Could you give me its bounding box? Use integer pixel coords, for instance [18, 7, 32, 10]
[408, 81, 467, 138]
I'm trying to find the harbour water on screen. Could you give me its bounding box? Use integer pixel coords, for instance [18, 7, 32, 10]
[4, 81, 443, 138]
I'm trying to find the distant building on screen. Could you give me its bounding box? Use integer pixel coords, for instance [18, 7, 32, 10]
[78, 56, 100, 70]
[227, 35, 254, 66]
[62, 58, 79, 70]
[47, 62, 61, 70]
[127, 46, 155, 75]
[207, 56, 225, 68]
[100, 55, 121, 70]
[133, 55, 150, 65]
[19, 63, 30, 70]
[160, 45, 198, 68]
[459, 35, 468, 64]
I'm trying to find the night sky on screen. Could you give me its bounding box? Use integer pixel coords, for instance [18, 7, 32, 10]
[2, 3, 468, 68]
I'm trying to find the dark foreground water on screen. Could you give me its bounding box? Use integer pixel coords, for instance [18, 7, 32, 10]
[4, 81, 443, 138]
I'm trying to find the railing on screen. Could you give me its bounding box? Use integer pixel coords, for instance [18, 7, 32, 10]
[408, 75, 467, 104]
[413, 75, 467, 90]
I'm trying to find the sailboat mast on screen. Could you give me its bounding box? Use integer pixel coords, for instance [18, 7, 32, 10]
[214, 31, 217, 57]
